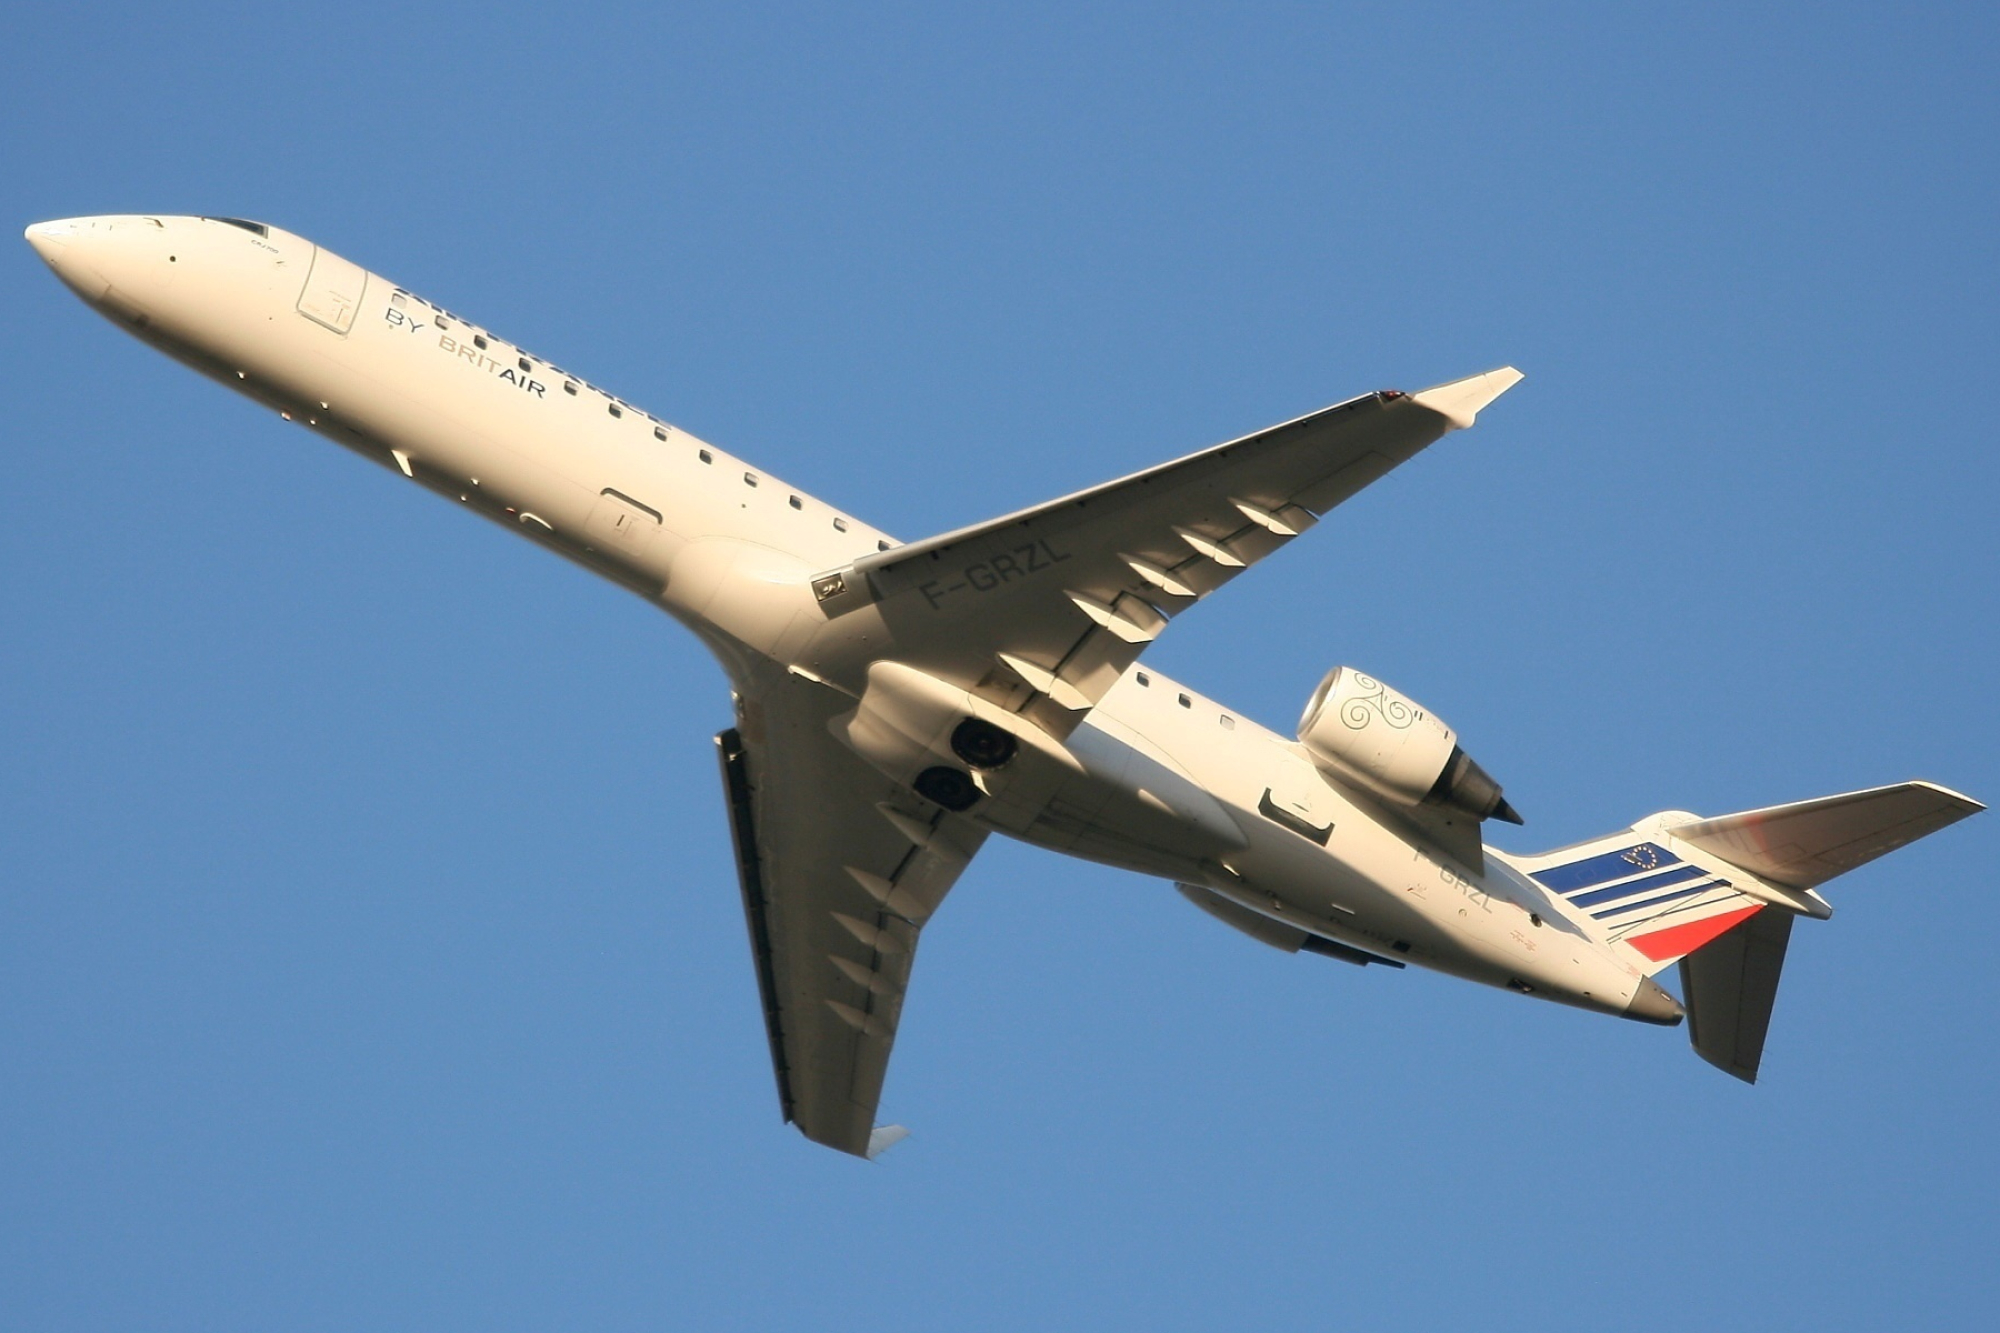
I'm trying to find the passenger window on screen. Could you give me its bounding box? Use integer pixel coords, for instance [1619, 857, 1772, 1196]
[564, 382, 578, 396]
[699, 450, 713, 463]
[518, 357, 532, 372]
[1136, 672, 1151, 687]
[1177, 693, 1192, 708]
[877, 540, 892, 552]
[788, 495, 802, 510]
[608, 404, 622, 418]
[654, 426, 668, 442]
[1220, 714, 1236, 729]
[474, 335, 488, 350]
[832, 517, 848, 532]
[743, 472, 759, 487]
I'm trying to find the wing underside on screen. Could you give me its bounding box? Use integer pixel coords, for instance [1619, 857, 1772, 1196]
[716, 672, 986, 1155]
[807, 370, 1521, 735]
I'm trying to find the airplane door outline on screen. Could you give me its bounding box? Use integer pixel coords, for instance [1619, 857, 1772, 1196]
[296, 245, 368, 334]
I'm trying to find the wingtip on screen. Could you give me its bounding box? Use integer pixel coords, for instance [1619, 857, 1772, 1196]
[865, 1124, 910, 1159]
[1409, 366, 1524, 429]
[1908, 779, 1985, 815]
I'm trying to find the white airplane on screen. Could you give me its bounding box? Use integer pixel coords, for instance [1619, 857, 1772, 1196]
[27, 214, 1982, 1158]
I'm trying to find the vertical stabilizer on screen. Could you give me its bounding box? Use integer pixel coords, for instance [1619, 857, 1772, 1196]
[1510, 835, 1767, 977]
[1515, 780, 1978, 1083]
[1680, 907, 1794, 1082]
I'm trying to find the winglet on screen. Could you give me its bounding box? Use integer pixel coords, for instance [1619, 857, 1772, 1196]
[866, 1124, 910, 1160]
[1409, 366, 1524, 430]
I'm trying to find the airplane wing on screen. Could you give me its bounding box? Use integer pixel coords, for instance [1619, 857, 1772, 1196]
[815, 369, 1521, 733]
[715, 670, 988, 1156]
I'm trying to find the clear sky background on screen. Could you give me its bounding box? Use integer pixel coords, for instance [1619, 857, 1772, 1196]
[3, 3, 1996, 1330]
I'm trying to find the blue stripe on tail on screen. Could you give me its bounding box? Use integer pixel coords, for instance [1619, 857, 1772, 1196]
[1568, 863, 1708, 909]
[1531, 843, 1680, 893]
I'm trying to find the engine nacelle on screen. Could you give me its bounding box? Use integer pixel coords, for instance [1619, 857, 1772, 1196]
[1297, 667, 1521, 824]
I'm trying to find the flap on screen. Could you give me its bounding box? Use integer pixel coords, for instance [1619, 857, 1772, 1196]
[1680, 906, 1794, 1083]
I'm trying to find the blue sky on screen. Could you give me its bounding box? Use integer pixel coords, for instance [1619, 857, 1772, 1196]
[3, 3, 1996, 1329]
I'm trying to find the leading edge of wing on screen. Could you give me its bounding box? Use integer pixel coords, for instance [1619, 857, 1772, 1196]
[856, 368, 1521, 581]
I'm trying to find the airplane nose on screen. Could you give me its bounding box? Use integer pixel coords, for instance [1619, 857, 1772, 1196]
[25, 218, 75, 264]
[25, 217, 113, 302]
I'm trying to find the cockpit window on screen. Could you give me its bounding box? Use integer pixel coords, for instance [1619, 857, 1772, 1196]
[206, 217, 270, 236]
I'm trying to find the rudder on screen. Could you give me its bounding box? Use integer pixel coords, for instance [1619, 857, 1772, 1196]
[1680, 906, 1794, 1082]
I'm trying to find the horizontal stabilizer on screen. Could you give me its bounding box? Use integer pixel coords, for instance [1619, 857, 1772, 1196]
[1668, 781, 1983, 891]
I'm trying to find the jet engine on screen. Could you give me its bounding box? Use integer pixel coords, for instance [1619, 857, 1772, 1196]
[1297, 666, 1521, 824]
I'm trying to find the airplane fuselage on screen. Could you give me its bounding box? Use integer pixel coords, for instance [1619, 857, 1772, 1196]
[26, 214, 1675, 1027]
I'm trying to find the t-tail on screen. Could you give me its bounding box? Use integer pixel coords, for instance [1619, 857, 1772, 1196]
[1504, 782, 1982, 1081]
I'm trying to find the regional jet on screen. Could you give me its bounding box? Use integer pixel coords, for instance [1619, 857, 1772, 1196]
[25, 215, 1982, 1157]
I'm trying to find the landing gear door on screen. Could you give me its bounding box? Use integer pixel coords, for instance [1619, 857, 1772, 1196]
[297, 246, 368, 334]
